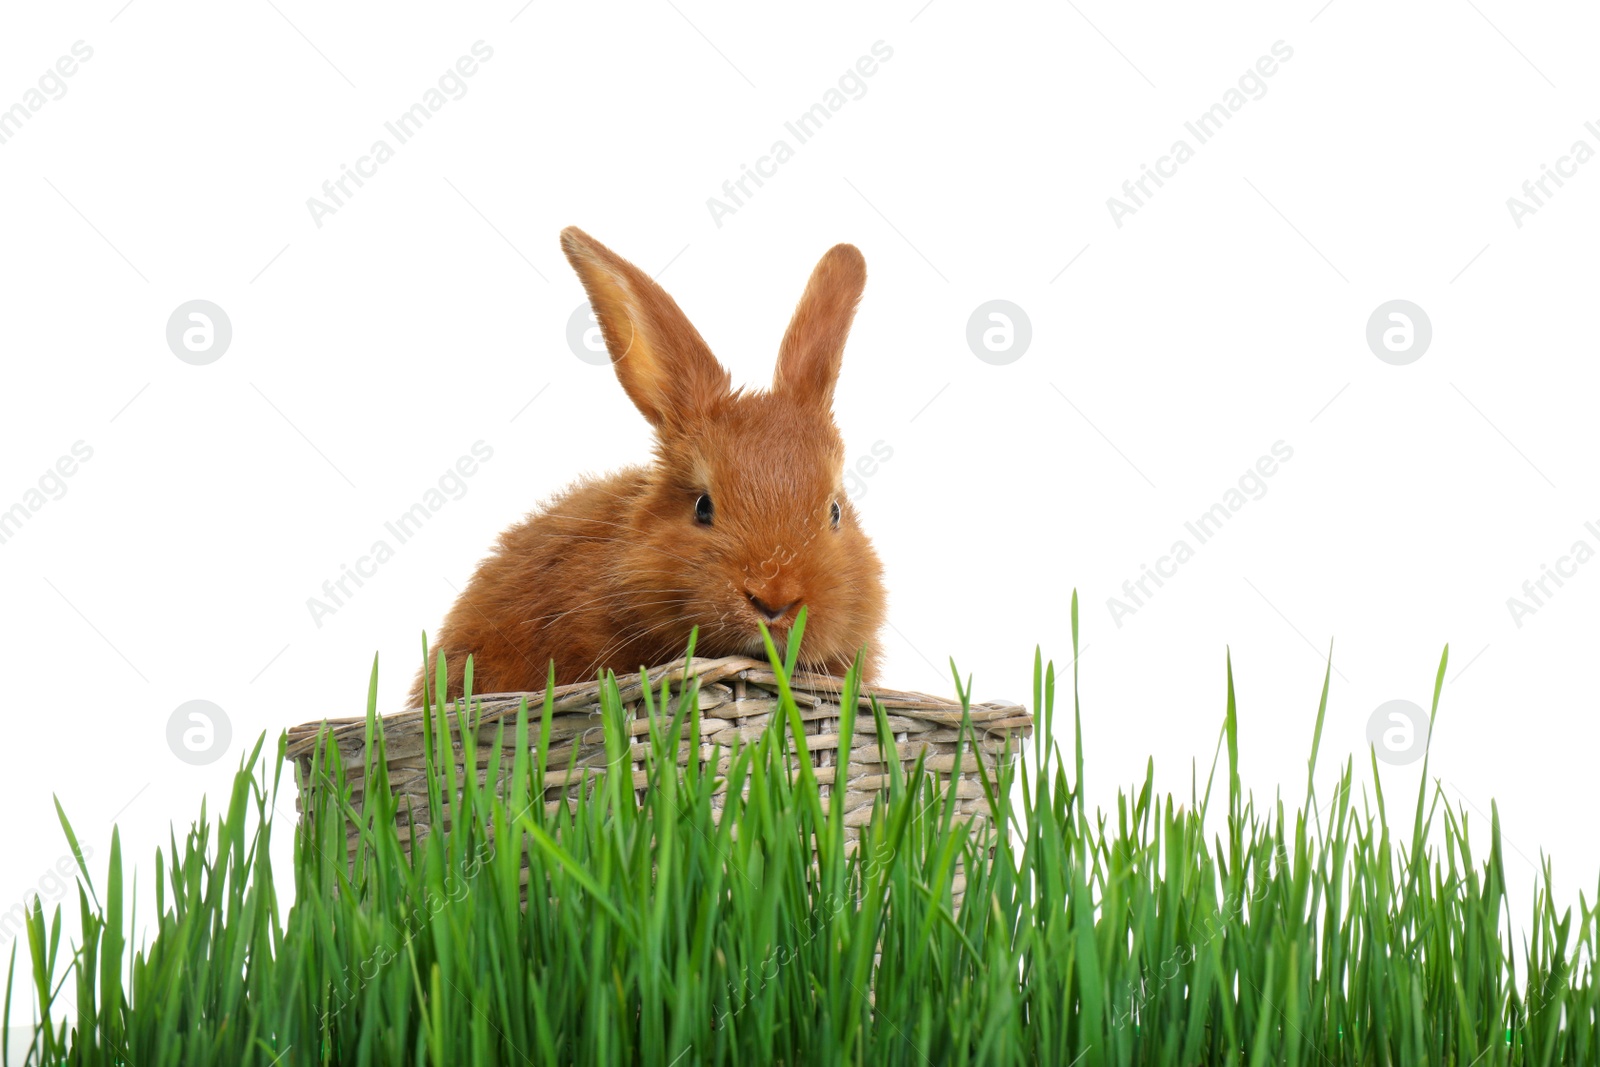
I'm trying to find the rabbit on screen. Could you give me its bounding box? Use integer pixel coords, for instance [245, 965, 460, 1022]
[408, 227, 887, 707]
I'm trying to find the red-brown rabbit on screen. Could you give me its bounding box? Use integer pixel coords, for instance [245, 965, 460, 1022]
[409, 227, 887, 706]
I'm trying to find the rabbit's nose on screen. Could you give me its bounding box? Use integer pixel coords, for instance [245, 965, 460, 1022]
[748, 593, 796, 623]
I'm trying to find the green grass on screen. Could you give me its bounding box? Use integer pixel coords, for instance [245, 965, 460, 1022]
[7, 597, 1598, 1064]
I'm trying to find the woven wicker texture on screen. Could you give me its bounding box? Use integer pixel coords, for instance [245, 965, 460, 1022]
[286, 655, 1033, 866]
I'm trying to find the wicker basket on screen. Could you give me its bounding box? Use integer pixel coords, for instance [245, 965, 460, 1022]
[285, 655, 1033, 877]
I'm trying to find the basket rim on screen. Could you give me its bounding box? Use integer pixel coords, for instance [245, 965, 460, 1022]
[284, 654, 1029, 762]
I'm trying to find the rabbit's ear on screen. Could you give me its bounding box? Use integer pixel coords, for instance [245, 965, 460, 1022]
[561, 226, 730, 431]
[773, 243, 866, 411]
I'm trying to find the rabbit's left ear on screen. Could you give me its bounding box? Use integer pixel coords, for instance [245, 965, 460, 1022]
[561, 226, 731, 432]
[774, 243, 866, 410]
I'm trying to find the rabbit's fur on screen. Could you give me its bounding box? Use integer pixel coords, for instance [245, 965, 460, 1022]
[410, 228, 887, 706]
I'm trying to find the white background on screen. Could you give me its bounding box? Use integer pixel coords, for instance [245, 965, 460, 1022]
[3, 0, 1597, 1034]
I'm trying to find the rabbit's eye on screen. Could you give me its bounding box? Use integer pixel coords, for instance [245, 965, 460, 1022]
[695, 493, 714, 526]
[830, 500, 841, 529]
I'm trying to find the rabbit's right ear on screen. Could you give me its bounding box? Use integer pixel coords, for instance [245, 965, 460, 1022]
[560, 227, 730, 431]
[773, 243, 866, 412]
